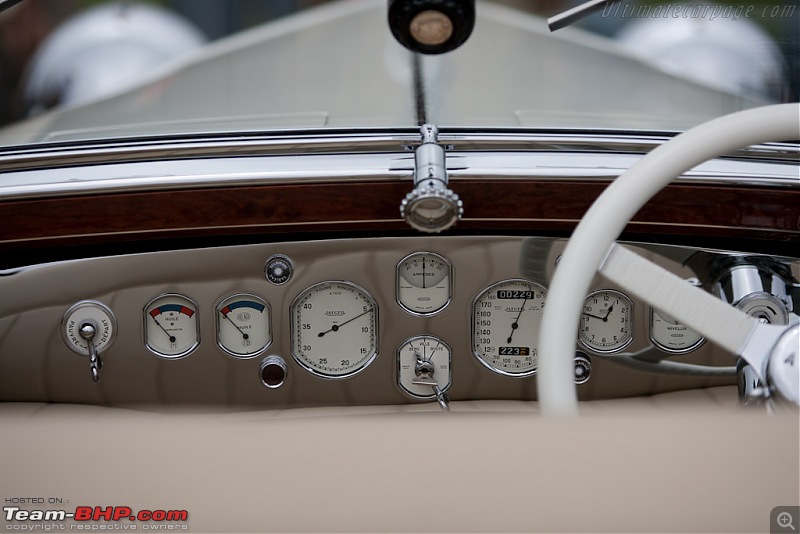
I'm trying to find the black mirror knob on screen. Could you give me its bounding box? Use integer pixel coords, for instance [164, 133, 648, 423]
[388, 0, 475, 54]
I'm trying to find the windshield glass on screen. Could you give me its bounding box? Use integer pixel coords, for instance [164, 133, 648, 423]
[0, 0, 796, 146]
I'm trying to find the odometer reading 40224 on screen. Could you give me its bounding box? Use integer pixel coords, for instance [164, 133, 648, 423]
[291, 281, 378, 379]
[472, 279, 547, 376]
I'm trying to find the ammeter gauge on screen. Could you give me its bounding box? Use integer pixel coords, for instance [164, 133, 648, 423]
[396, 252, 452, 315]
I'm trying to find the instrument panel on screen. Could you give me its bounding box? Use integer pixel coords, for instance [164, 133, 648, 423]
[0, 236, 797, 407]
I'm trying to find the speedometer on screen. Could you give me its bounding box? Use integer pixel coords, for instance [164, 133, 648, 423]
[290, 281, 378, 379]
[471, 279, 547, 377]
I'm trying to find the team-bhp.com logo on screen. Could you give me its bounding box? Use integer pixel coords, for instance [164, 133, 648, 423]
[4, 505, 188, 524]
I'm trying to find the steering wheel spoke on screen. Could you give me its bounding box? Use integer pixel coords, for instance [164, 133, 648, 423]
[533, 103, 800, 415]
[599, 243, 786, 384]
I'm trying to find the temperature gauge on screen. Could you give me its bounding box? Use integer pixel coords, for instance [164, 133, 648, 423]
[396, 252, 452, 315]
[144, 294, 200, 359]
[216, 293, 272, 358]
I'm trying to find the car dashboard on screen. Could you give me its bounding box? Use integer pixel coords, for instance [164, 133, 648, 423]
[2, 233, 798, 409]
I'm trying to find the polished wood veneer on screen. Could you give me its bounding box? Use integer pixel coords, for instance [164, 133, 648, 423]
[0, 180, 797, 252]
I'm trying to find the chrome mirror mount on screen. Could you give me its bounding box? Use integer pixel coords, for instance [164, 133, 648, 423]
[400, 124, 463, 233]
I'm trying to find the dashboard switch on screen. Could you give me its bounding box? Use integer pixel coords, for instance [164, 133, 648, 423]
[265, 254, 294, 285]
[574, 353, 592, 385]
[260, 355, 288, 389]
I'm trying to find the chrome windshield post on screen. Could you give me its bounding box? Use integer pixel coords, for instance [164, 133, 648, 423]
[400, 124, 463, 233]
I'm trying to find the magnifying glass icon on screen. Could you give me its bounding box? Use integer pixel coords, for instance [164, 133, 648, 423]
[778, 512, 796, 531]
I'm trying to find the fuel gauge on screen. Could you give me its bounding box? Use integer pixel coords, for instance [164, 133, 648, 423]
[144, 294, 200, 359]
[216, 293, 272, 358]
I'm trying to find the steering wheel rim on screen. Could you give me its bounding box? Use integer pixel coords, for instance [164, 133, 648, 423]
[537, 103, 800, 415]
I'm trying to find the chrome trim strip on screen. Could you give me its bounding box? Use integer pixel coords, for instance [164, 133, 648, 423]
[0, 148, 796, 201]
[1, 130, 794, 165]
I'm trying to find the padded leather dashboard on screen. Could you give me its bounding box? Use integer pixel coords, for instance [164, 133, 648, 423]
[3, 235, 790, 407]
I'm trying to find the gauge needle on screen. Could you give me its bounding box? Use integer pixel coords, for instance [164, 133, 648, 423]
[222, 313, 249, 340]
[584, 305, 613, 322]
[318, 308, 372, 337]
[422, 257, 427, 289]
[507, 297, 528, 343]
[151, 316, 176, 343]
[582, 311, 606, 321]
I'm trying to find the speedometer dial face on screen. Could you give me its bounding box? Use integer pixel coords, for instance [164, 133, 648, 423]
[579, 289, 633, 353]
[472, 279, 547, 377]
[291, 281, 378, 379]
[396, 252, 452, 315]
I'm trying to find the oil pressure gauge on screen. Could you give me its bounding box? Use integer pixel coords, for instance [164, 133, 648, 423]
[396, 252, 452, 315]
[144, 294, 200, 359]
[216, 293, 272, 358]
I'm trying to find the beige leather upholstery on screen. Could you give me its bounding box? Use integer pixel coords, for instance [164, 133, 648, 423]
[2, 388, 797, 533]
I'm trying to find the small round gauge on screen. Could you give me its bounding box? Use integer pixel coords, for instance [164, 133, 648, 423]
[472, 279, 547, 377]
[216, 293, 272, 358]
[396, 252, 452, 315]
[62, 300, 117, 356]
[579, 289, 633, 353]
[144, 294, 200, 359]
[736, 292, 789, 325]
[397, 335, 452, 399]
[291, 281, 378, 379]
[650, 308, 705, 354]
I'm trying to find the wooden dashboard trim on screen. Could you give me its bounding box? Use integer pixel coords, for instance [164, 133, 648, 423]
[0, 180, 797, 250]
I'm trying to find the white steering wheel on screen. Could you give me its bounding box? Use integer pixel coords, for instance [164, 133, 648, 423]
[537, 103, 800, 415]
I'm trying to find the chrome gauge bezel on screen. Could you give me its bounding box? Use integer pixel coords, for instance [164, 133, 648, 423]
[396, 335, 453, 399]
[143, 293, 201, 360]
[735, 291, 790, 325]
[61, 300, 118, 357]
[215, 293, 273, 359]
[579, 289, 634, 354]
[290, 280, 379, 380]
[648, 307, 705, 354]
[395, 251, 453, 316]
[471, 278, 547, 377]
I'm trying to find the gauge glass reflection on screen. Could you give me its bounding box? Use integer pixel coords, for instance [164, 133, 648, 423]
[216, 293, 272, 358]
